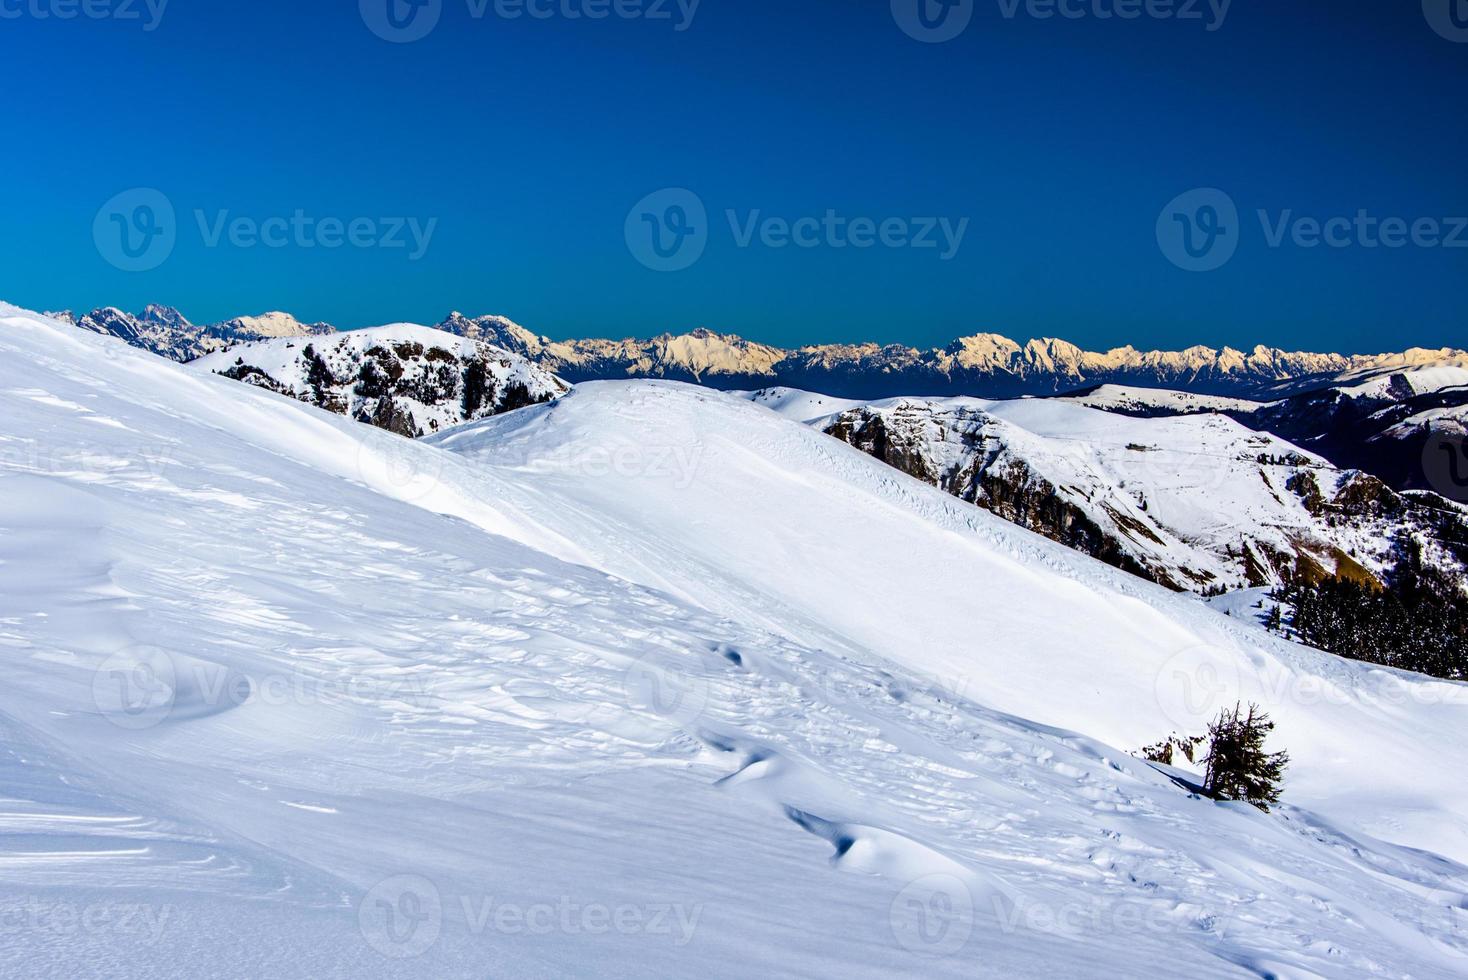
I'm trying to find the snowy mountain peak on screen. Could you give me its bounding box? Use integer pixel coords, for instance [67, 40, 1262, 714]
[214, 311, 334, 339]
[192, 323, 567, 437]
[140, 303, 192, 329]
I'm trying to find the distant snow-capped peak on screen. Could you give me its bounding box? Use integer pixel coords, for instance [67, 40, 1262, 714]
[213, 311, 335, 339]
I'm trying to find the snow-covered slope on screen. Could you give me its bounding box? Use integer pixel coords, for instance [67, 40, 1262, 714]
[753, 391, 1466, 594]
[1054, 384, 1266, 416]
[737, 386, 868, 422]
[3, 305, 1468, 977]
[190, 323, 568, 437]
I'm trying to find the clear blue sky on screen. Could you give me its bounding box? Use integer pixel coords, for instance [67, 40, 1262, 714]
[3, 0, 1464, 352]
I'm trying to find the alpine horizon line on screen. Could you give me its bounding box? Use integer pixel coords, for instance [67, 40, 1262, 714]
[41, 301, 1468, 399]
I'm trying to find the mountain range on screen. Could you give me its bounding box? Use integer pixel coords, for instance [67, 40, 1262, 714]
[45, 305, 334, 362]
[49, 304, 1468, 399]
[38, 305, 1468, 500]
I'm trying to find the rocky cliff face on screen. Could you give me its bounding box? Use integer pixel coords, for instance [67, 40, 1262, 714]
[191, 324, 567, 437]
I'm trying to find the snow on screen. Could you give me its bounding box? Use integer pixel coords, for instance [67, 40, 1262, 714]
[735, 386, 868, 422]
[747, 390, 1449, 593]
[2, 305, 1468, 977]
[1055, 384, 1267, 415]
[189, 322, 567, 436]
[1326, 363, 1468, 398]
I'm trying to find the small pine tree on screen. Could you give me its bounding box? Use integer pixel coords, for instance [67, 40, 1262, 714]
[1202, 702, 1289, 812]
[1264, 604, 1283, 634]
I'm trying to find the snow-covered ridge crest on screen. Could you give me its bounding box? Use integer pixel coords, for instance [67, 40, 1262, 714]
[769, 390, 1467, 595]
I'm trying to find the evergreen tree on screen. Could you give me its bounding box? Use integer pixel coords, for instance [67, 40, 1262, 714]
[1202, 702, 1289, 812]
[461, 359, 488, 418]
[303, 345, 335, 406]
[1264, 604, 1283, 634]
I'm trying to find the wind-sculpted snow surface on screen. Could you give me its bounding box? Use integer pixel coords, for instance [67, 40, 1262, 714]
[2, 306, 1468, 977]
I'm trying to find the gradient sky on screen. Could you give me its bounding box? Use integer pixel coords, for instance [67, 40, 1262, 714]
[2, 0, 1465, 352]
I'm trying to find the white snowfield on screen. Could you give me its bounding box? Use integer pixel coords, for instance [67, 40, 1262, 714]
[3, 305, 1468, 978]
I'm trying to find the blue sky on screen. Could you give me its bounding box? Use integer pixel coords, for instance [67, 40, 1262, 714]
[2, 0, 1465, 352]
